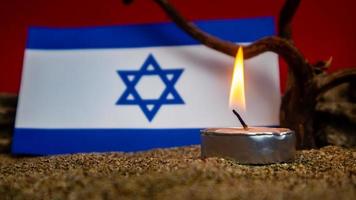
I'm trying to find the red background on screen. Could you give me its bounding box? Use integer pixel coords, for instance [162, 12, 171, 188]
[1, 0, 355, 93]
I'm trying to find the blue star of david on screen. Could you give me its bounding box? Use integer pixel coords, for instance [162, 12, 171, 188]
[116, 54, 184, 122]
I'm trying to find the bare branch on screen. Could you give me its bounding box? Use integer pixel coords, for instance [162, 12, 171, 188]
[278, 0, 301, 40]
[152, 0, 313, 84]
[153, 0, 238, 56]
[315, 68, 356, 96]
[122, 0, 134, 5]
[313, 57, 333, 74]
[316, 102, 356, 124]
[245, 37, 313, 82]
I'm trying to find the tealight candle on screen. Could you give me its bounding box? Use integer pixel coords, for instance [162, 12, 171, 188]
[200, 47, 296, 164]
[200, 122, 296, 164]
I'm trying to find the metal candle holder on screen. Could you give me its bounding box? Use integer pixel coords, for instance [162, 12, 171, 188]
[200, 110, 296, 164]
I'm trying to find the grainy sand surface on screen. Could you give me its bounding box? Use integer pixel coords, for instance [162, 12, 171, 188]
[0, 145, 355, 200]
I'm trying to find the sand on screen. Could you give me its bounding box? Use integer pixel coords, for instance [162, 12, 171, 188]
[0, 145, 355, 200]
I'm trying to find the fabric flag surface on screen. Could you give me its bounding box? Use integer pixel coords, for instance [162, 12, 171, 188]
[12, 17, 280, 155]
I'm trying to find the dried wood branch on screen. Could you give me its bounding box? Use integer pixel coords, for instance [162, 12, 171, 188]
[123, 0, 313, 86]
[315, 68, 356, 96]
[0, 93, 17, 127]
[317, 101, 356, 124]
[278, 0, 301, 40]
[154, 0, 238, 57]
[151, 0, 313, 87]
[312, 57, 333, 74]
[0, 93, 17, 153]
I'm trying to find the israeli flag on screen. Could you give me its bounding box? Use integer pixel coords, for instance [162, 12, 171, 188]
[12, 17, 280, 155]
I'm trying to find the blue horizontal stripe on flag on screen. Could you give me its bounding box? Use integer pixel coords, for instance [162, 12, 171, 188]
[12, 128, 201, 155]
[27, 17, 275, 49]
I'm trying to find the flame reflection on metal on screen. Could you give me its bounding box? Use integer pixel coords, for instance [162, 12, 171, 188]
[201, 127, 296, 164]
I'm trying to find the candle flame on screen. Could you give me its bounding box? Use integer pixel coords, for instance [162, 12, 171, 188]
[229, 47, 246, 110]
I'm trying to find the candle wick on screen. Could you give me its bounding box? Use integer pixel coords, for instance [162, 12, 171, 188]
[232, 109, 249, 130]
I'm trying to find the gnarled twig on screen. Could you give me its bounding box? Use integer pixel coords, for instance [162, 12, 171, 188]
[278, 0, 301, 40]
[150, 0, 313, 86]
[315, 68, 356, 96]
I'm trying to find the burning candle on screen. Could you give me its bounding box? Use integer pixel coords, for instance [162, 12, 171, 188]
[200, 47, 296, 164]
